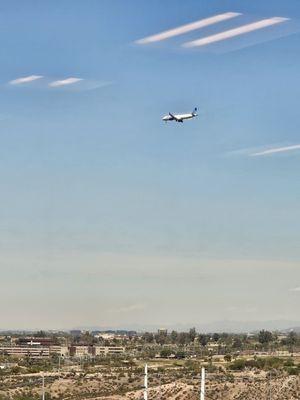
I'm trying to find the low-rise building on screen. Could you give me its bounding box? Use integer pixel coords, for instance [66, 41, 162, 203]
[69, 344, 125, 357]
[17, 337, 56, 347]
[274, 350, 292, 357]
[49, 345, 69, 357]
[158, 328, 168, 335]
[94, 333, 116, 341]
[92, 346, 125, 356]
[69, 345, 90, 357]
[0, 346, 50, 358]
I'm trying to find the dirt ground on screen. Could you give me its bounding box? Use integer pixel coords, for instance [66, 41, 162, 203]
[0, 367, 299, 400]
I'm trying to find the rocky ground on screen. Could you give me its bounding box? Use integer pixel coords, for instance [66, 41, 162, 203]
[0, 366, 299, 400]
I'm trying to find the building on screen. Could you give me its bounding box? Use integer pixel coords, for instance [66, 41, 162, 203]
[69, 344, 125, 357]
[70, 330, 82, 336]
[49, 345, 69, 357]
[158, 328, 168, 335]
[92, 346, 125, 356]
[0, 346, 50, 358]
[94, 333, 116, 341]
[69, 345, 90, 357]
[93, 330, 136, 341]
[17, 337, 56, 347]
[274, 350, 292, 357]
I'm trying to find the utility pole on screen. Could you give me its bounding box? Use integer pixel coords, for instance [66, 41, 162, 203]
[267, 371, 272, 400]
[158, 373, 162, 400]
[143, 364, 148, 400]
[41, 373, 45, 400]
[200, 367, 205, 400]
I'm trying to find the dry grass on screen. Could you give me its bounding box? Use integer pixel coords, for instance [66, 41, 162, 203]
[0, 365, 299, 400]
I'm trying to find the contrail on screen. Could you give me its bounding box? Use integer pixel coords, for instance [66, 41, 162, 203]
[251, 144, 300, 156]
[183, 17, 289, 47]
[49, 77, 83, 87]
[136, 12, 241, 44]
[9, 75, 43, 85]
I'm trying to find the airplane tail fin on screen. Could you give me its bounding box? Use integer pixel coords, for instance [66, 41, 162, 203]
[192, 107, 198, 116]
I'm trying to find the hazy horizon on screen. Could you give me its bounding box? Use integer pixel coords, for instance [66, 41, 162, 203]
[1, 319, 300, 334]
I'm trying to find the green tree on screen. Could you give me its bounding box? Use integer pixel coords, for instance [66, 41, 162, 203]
[232, 337, 243, 350]
[258, 330, 273, 345]
[178, 332, 188, 345]
[198, 334, 208, 347]
[142, 332, 154, 343]
[287, 331, 297, 352]
[212, 333, 220, 342]
[170, 330, 178, 344]
[160, 348, 172, 358]
[189, 328, 196, 343]
[176, 350, 186, 359]
[34, 330, 47, 338]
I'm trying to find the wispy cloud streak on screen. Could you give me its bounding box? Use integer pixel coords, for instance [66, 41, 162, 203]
[251, 144, 300, 156]
[111, 304, 146, 313]
[136, 12, 241, 44]
[49, 77, 83, 87]
[9, 75, 43, 85]
[183, 17, 289, 48]
[289, 287, 300, 292]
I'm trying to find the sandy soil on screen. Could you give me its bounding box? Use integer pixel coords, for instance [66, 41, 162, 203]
[0, 368, 299, 400]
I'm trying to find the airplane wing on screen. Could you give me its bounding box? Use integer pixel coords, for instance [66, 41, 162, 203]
[169, 112, 177, 120]
[169, 112, 181, 122]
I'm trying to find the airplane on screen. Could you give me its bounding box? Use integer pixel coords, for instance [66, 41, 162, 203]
[162, 107, 198, 123]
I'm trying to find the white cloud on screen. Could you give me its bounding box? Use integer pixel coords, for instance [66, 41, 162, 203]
[290, 287, 300, 292]
[136, 12, 241, 44]
[9, 75, 43, 85]
[251, 144, 300, 156]
[49, 77, 83, 87]
[183, 17, 289, 48]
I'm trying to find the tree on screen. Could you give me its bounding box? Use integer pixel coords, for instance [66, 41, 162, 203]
[258, 330, 273, 345]
[160, 348, 172, 358]
[176, 350, 186, 359]
[232, 337, 243, 350]
[199, 334, 208, 347]
[287, 331, 297, 352]
[178, 332, 188, 345]
[34, 330, 47, 338]
[142, 332, 154, 343]
[188, 328, 196, 343]
[212, 333, 220, 342]
[155, 333, 167, 345]
[170, 330, 178, 344]
[287, 331, 297, 345]
[81, 331, 95, 345]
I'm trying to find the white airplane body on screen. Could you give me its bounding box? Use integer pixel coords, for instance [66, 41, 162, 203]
[162, 107, 198, 123]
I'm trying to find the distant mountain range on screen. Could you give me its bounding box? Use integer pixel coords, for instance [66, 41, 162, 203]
[2, 320, 300, 334]
[194, 320, 300, 333]
[71, 320, 300, 334]
[282, 326, 300, 333]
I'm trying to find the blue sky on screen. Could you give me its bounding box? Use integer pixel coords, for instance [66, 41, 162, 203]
[0, 0, 300, 330]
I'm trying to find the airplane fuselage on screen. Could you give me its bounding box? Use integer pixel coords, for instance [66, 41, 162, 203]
[162, 108, 198, 123]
